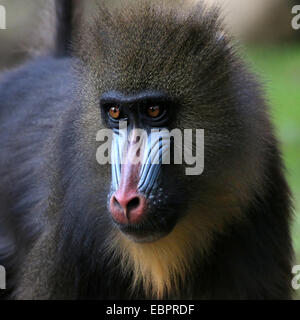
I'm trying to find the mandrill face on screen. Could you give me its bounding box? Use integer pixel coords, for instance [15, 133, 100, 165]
[76, 3, 261, 245]
[99, 90, 197, 243]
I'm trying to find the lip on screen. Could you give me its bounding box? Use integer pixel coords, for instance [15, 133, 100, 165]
[117, 223, 168, 243]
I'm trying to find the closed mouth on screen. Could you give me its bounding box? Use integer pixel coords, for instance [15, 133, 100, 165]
[116, 222, 168, 243]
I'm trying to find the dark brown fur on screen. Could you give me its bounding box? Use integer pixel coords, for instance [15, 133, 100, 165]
[0, 1, 293, 299]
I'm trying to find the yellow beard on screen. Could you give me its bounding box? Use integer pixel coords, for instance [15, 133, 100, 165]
[109, 199, 241, 299]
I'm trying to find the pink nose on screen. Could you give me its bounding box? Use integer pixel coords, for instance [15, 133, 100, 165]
[110, 190, 147, 225]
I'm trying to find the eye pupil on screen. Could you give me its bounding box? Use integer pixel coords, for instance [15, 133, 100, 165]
[147, 105, 161, 118]
[108, 105, 120, 119]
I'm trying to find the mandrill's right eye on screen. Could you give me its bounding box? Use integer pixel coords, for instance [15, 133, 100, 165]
[108, 105, 121, 120]
[147, 105, 161, 118]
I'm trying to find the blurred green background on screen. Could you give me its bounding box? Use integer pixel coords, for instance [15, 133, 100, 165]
[245, 45, 300, 299]
[0, 0, 299, 298]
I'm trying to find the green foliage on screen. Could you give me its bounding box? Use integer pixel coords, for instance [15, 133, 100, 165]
[245, 44, 300, 299]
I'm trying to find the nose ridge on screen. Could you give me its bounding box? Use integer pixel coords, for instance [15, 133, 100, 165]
[110, 190, 147, 225]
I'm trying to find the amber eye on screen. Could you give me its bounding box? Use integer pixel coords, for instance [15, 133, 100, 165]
[108, 105, 120, 119]
[147, 105, 161, 118]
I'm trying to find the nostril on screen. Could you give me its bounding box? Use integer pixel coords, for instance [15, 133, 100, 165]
[127, 196, 141, 212]
[110, 193, 146, 225]
[112, 196, 122, 210]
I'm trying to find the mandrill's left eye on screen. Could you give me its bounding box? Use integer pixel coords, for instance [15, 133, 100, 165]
[147, 105, 162, 118]
[108, 105, 121, 119]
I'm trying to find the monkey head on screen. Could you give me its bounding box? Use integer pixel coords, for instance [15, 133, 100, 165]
[73, 2, 267, 244]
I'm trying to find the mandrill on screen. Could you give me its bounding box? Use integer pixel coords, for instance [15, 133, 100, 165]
[0, 0, 293, 299]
